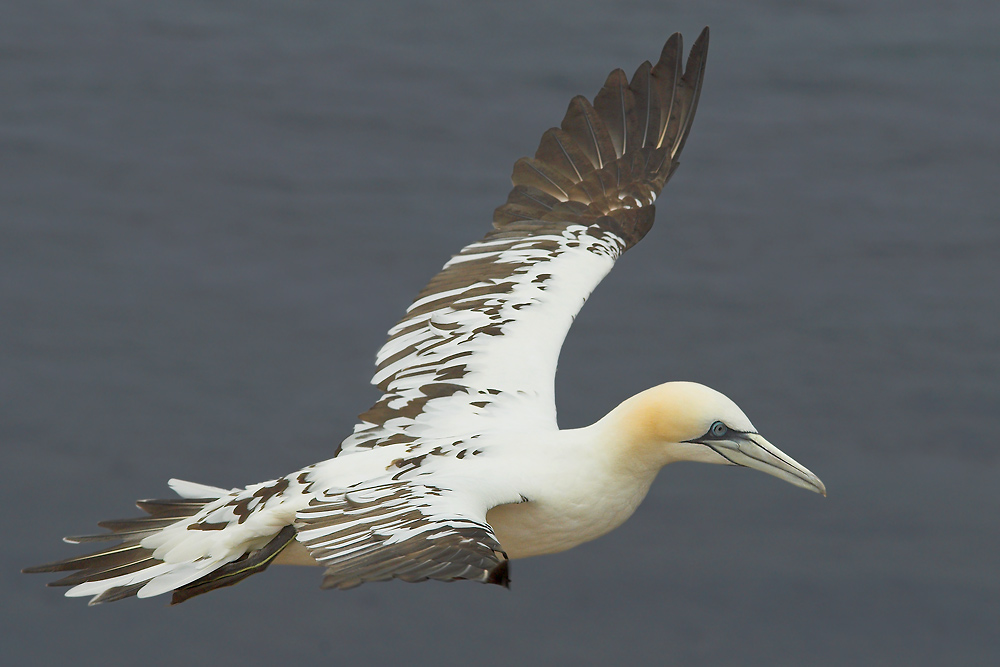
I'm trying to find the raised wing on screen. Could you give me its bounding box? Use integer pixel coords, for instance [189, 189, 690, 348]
[340, 29, 709, 454]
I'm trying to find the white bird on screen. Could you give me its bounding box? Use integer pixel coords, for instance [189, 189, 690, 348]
[25, 28, 825, 605]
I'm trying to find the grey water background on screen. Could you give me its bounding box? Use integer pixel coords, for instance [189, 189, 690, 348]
[2, 0, 998, 664]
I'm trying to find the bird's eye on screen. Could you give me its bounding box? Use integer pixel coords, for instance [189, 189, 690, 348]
[709, 421, 727, 438]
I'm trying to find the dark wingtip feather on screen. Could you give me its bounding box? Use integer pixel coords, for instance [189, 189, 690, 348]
[23, 543, 154, 575]
[670, 26, 709, 159]
[485, 558, 511, 588]
[24, 495, 217, 603]
[135, 497, 215, 518]
[592, 68, 632, 157]
[494, 30, 710, 249]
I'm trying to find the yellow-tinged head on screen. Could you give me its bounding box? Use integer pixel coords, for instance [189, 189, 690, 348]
[607, 381, 826, 495]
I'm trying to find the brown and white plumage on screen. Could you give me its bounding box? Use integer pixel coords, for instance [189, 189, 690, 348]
[24, 28, 825, 606]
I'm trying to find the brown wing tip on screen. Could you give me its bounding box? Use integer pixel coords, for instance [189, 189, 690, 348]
[671, 27, 710, 159]
[696, 26, 710, 48]
[485, 558, 511, 588]
[21, 563, 52, 574]
[659, 31, 683, 64]
[495, 30, 711, 242]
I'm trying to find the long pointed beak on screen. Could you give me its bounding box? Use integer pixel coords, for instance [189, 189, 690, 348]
[710, 434, 826, 496]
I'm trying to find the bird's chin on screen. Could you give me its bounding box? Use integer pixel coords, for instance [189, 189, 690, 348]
[708, 435, 826, 496]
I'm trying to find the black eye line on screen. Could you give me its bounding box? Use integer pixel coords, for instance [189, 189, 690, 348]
[682, 425, 759, 445]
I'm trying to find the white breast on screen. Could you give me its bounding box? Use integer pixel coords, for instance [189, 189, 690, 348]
[484, 427, 660, 559]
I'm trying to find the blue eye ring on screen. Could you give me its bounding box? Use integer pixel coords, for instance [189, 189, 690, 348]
[709, 421, 727, 438]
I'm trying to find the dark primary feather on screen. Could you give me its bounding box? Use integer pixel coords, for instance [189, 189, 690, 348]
[592, 69, 630, 156]
[23, 495, 298, 605]
[493, 27, 709, 244]
[21, 498, 213, 603]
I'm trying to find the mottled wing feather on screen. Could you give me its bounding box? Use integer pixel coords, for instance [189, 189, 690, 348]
[22, 477, 301, 605]
[22, 497, 216, 604]
[296, 482, 509, 589]
[339, 29, 708, 454]
[341, 30, 710, 452]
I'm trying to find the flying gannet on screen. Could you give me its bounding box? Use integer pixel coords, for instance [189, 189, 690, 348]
[24, 28, 825, 605]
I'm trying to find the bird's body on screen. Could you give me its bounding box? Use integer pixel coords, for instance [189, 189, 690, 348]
[25, 28, 825, 605]
[486, 427, 660, 559]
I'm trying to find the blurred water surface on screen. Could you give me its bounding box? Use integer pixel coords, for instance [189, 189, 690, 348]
[2, 1, 998, 665]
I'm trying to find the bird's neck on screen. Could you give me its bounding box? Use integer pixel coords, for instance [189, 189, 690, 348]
[588, 386, 712, 475]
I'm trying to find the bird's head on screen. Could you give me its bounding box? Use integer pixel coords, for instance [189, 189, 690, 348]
[611, 381, 826, 495]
